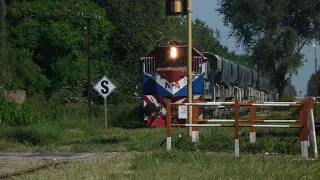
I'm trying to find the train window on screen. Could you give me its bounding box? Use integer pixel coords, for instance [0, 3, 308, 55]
[193, 56, 202, 75]
[206, 61, 210, 77]
[143, 57, 155, 75]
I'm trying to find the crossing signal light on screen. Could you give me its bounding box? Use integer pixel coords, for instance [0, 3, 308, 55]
[166, 0, 187, 16]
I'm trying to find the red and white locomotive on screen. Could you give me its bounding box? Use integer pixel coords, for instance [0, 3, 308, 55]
[142, 41, 276, 127]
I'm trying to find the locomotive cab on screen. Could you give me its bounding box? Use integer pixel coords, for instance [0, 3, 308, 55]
[142, 41, 207, 96]
[141, 41, 206, 126]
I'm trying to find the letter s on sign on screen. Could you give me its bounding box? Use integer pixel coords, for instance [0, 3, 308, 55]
[101, 80, 109, 94]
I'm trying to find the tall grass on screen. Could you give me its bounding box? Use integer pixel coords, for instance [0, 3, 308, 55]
[313, 105, 320, 121]
[23, 96, 144, 128]
[0, 101, 42, 126]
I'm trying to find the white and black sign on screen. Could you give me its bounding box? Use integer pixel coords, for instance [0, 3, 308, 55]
[93, 75, 116, 99]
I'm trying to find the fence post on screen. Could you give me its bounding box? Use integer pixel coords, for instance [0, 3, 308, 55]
[166, 98, 172, 151]
[307, 98, 318, 158]
[192, 98, 200, 142]
[299, 101, 308, 159]
[234, 99, 240, 157]
[303, 101, 309, 159]
[249, 99, 256, 143]
[299, 102, 304, 157]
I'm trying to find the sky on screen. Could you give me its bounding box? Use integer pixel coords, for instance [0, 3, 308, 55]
[192, 0, 320, 96]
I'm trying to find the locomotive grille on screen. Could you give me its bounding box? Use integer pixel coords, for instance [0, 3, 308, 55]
[176, 57, 187, 68]
[156, 57, 187, 68]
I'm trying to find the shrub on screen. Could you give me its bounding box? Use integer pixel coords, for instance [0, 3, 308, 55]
[24, 96, 145, 128]
[313, 105, 320, 121]
[0, 100, 42, 126]
[108, 103, 145, 128]
[7, 126, 60, 146]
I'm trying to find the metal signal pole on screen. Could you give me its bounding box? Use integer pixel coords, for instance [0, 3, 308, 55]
[79, 12, 100, 113]
[187, 0, 193, 137]
[314, 43, 318, 102]
[86, 17, 91, 109]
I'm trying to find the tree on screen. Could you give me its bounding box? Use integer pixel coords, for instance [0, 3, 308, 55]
[6, 0, 113, 98]
[3, 0, 237, 105]
[250, 28, 303, 98]
[97, 1, 239, 103]
[96, 0, 182, 103]
[0, 0, 8, 97]
[229, 53, 251, 67]
[178, 18, 230, 57]
[283, 82, 297, 101]
[217, 0, 320, 100]
[307, 69, 320, 96]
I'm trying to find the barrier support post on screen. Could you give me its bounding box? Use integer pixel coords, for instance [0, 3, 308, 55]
[299, 102, 304, 157]
[249, 99, 256, 143]
[299, 101, 308, 159]
[166, 98, 172, 151]
[307, 98, 318, 158]
[234, 100, 240, 157]
[192, 99, 200, 142]
[303, 101, 309, 159]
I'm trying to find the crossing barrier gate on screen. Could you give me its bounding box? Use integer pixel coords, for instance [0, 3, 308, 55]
[166, 98, 318, 159]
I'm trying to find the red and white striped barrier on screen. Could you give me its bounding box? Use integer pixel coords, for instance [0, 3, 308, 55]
[173, 102, 235, 106]
[173, 101, 302, 106]
[255, 120, 299, 122]
[171, 124, 233, 127]
[251, 103, 301, 107]
[240, 124, 301, 128]
[196, 119, 299, 123]
[166, 98, 317, 159]
[196, 119, 239, 122]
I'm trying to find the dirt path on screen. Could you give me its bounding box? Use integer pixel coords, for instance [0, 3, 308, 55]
[0, 152, 98, 178]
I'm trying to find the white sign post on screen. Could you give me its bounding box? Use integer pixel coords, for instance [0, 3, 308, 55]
[93, 75, 116, 128]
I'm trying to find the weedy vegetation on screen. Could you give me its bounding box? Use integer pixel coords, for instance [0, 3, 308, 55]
[1, 98, 320, 179]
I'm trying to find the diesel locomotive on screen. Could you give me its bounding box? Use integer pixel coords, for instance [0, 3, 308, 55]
[142, 41, 276, 127]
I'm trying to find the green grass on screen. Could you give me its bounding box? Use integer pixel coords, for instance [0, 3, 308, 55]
[1, 98, 320, 179]
[0, 98, 319, 154]
[130, 151, 320, 180]
[1, 121, 320, 155]
[11, 151, 320, 180]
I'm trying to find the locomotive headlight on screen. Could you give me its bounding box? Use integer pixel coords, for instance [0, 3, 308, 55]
[170, 47, 177, 59]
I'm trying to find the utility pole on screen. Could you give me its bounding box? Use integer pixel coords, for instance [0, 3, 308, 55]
[86, 17, 91, 109]
[187, 0, 193, 137]
[166, 0, 195, 139]
[314, 42, 317, 102]
[78, 12, 100, 112]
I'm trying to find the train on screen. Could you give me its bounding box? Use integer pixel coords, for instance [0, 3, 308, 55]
[142, 41, 277, 127]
